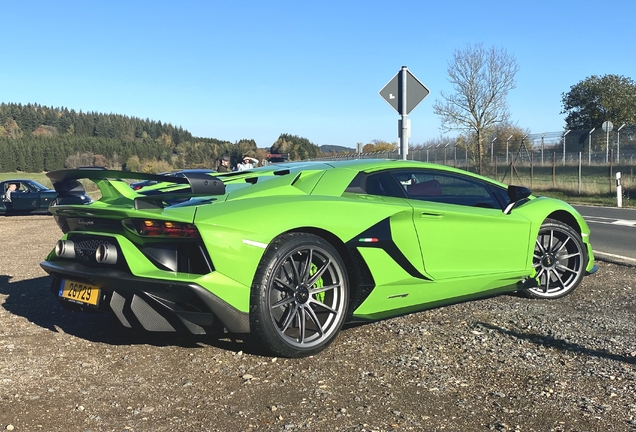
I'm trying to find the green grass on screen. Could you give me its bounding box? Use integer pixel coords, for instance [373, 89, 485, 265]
[531, 189, 633, 207]
[482, 163, 636, 208]
[0, 172, 52, 187]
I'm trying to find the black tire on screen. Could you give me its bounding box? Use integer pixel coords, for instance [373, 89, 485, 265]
[523, 218, 587, 299]
[249, 233, 349, 357]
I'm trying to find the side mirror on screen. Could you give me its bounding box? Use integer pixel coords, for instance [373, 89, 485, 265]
[503, 185, 531, 214]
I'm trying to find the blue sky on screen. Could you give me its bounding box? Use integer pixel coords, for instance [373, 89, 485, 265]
[2, 0, 634, 149]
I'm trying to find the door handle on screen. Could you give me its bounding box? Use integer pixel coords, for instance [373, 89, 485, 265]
[420, 212, 444, 219]
[357, 194, 384, 201]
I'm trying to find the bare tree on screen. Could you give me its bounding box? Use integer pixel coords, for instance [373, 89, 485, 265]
[433, 44, 519, 174]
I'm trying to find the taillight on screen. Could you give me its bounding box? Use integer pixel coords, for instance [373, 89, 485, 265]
[123, 219, 200, 238]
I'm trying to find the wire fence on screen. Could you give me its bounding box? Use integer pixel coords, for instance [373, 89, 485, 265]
[316, 147, 636, 201]
[313, 126, 636, 204]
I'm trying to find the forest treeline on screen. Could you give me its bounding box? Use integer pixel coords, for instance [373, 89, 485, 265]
[0, 103, 323, 172]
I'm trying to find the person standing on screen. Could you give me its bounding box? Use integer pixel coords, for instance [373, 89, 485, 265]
[237, 155, 259, 171]
[217, 155, 231, 172]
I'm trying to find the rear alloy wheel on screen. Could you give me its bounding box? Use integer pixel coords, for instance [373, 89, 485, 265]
[250, 233, 349, 357]
[525, 218, 586, 299]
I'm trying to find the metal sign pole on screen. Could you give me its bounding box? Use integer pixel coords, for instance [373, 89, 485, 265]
[399, 66, 408, 160]
[380, 66, 428, 161]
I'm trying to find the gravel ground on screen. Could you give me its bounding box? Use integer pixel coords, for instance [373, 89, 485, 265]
[1, 215, 635, 432]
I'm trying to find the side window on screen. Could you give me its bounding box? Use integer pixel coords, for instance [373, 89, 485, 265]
[345, 172, 407, 198]
[490, 185, 511, 209]
[393, 170, 501, 209]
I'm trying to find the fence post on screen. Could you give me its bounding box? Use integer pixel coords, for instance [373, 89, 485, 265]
[616, 172, 622, 208]
[552, 152, 556, 189]
[510, 157, 513, 183]
[609, 149, 613, 194]
[530, 152, 534, 189]
[588, 128, 595, 165]
[578, 152, 582, 195]
[495, 156, 497, 179]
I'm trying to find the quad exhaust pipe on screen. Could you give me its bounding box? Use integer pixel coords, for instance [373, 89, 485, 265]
[55, 239, 117, 265]
[95, 243, 118, 265]
[55, 240, 75, 259]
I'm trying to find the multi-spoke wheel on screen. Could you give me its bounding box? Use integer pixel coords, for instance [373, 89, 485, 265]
[250, 233, 349, 357]
[524, 218, 586, 299]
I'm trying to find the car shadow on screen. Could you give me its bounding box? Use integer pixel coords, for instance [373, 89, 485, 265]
[475, 321, 636, 365]
[0, 274, 265, 355]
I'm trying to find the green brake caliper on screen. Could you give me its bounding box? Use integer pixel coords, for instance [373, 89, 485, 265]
[310, 262, 325, 303]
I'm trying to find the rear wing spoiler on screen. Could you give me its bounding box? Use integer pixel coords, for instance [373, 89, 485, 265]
[47, 168, 226, 209]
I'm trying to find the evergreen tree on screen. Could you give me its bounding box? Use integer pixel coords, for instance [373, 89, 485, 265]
[0, 103, 318, 173]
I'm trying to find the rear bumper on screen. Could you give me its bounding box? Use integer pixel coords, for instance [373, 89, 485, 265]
[40, 260, 250, 334]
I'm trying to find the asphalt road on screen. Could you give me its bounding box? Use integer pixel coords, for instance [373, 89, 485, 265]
[573, 205, 636, 265]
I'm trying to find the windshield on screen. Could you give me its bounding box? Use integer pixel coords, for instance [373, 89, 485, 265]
[26, 181, 50, 192]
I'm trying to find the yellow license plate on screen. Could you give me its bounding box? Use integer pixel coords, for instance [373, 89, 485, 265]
[59, 279, 100, 306]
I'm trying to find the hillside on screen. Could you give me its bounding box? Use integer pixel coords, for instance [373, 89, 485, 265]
[0, 103, 321, 172]
[320, 144, 355, 154]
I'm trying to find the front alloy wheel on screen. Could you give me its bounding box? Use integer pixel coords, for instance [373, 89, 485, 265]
[525, 218, 586, 299]
[250, 233, 349, 357]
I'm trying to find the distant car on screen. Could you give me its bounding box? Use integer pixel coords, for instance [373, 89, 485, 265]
[41, 160, 596, 358]
[129, 172, 169, 191]
[130, 169, 216, 191]
[0, 179, 91, 216]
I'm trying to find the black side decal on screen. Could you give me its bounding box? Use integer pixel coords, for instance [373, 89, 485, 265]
[346, 218, 431, 281]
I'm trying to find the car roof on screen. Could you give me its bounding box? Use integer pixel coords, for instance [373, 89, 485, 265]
[264, 158, 454, 171]
[263, 158, 503, 180]
[221, 159, 507, 191]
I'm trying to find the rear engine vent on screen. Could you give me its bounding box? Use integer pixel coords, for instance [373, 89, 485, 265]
[140, 242, 213, 275]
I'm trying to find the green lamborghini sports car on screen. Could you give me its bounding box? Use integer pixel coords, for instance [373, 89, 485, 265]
[40, 159, 596, 357]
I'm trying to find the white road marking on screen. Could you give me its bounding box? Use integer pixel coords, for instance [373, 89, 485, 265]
[584, 216, 636, 228]
[613, 220, 636, 227]
[593, 251, 636, 265]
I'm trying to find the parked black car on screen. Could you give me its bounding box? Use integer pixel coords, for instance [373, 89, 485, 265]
[0, 179, 91, 215]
